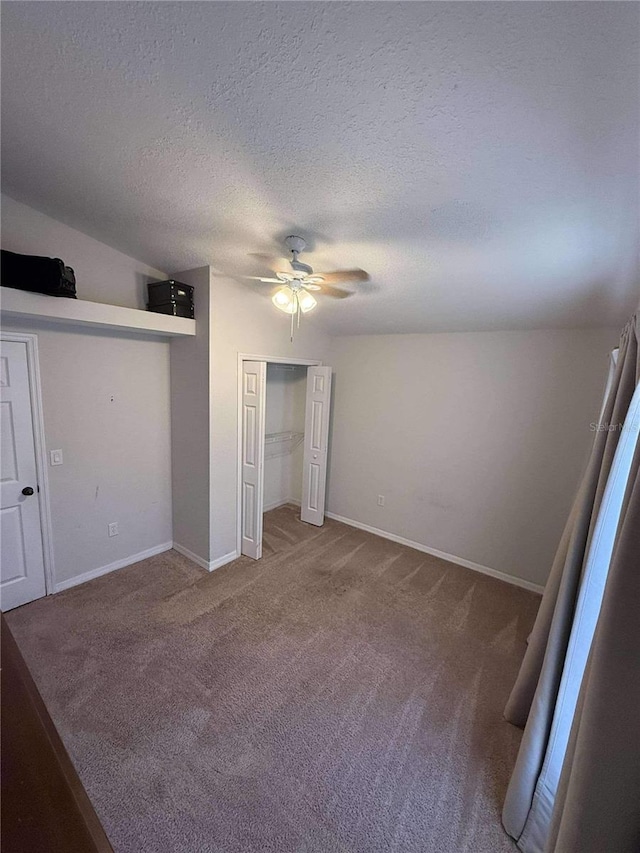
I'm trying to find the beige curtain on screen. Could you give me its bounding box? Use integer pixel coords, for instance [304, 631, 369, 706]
[548, 439, 640, 851]
[502, 314, 640, 852]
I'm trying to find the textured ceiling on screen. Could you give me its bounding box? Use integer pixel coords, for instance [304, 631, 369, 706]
[2, 2, 639, 334]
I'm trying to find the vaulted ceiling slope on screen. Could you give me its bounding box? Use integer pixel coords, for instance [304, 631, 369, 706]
[2, 2, 638, 334]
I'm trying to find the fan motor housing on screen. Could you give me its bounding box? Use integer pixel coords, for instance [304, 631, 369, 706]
[284, 235, 307, 254]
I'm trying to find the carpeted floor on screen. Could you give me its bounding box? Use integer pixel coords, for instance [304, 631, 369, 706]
[7, 505, 540, 853]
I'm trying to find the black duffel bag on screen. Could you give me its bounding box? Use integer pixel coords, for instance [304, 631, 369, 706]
[1, 249, 77, 298]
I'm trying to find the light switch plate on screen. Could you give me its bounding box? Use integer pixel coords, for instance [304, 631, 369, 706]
[50, 449, 63, 466]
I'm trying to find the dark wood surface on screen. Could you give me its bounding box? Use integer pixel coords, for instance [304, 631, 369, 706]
[1, 614, 113, 853]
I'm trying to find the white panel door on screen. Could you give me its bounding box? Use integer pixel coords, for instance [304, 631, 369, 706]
[241, 360, 266, 559]
[0, 340, 46, 610]
[301, 366, 332, 526]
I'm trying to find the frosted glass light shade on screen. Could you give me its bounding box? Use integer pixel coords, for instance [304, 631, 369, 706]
[272, 287, 296, 313]
[298, 291, 317, 312]
[272, 286, 317, 314]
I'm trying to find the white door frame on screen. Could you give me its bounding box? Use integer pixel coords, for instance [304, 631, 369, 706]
[236, 353, 322, 555]
[0, 332, 56, 594]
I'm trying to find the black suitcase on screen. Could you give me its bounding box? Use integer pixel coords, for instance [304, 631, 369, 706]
[147, 280, 194, 307]
[1, 249, 77, 298]
[147, 301, 194, 319]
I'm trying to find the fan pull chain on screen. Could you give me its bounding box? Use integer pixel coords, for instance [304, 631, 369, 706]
[288, 291, 303, 342]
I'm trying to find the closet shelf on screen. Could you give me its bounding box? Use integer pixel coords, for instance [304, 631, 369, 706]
[265, 431, 304, 459]
[0, 287, 196, 338]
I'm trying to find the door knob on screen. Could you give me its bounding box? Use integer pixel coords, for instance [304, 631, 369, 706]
[22, 486, 34, 496]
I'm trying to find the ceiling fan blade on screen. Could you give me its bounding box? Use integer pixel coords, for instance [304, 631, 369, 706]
[244, 276, 283, 283]
[318, 284, 355, 299]
[302, 283, 322, 291]
[248, 252, 290, 270]
[314, 268, 370, 285]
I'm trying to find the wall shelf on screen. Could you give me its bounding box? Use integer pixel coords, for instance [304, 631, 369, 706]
[265, 430, 304, 459]
[0, 287, 196, 338]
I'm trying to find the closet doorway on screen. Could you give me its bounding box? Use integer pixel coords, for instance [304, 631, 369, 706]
[237, 355, 332, 560]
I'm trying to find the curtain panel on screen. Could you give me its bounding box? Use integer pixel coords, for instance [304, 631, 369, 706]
[502, 314, 640, 853]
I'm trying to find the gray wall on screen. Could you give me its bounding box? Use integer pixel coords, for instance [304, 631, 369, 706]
[169, 267, 212, 561]
[209, 275, 331, 562]
[1, 319, 173, 586]
[1, 196, 172, 587]
[2, 194, 163, 309]
[2, 194, 624, 591]
[326, 328, 620, 587]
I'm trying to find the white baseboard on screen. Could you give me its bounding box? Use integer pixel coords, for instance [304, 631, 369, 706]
[171, 542, 210, 570]
[263, 498, 289, 512]
[325, 512, 544, 594]
[263, 498, 301, 512]
[54, 541, 174, 593]
[209, 550, 239, 572]
[173, 542, 239, 573]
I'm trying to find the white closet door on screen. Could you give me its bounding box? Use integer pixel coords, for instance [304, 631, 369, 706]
[241, 361, 266, 559]
[301, 366, 332, 526]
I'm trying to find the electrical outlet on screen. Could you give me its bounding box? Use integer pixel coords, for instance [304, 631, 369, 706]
[108, 522, 119, 537]
[377, 495, 385, 507]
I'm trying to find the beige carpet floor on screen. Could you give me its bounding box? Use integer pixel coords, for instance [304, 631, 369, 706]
[7, 505, 540, 853]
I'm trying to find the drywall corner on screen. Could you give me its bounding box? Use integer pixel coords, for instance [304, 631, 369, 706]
[169, 266, 213, 564]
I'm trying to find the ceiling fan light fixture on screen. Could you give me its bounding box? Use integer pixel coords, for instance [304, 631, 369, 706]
[272, 286, 296, 314]
[261, 235, 365, 340]
[272, 286, 317, 315]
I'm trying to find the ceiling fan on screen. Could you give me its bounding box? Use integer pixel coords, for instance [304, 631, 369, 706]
[247, 235, 369, 339]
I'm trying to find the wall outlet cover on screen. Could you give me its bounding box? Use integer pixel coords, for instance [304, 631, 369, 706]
[108, 522, 119, 537]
